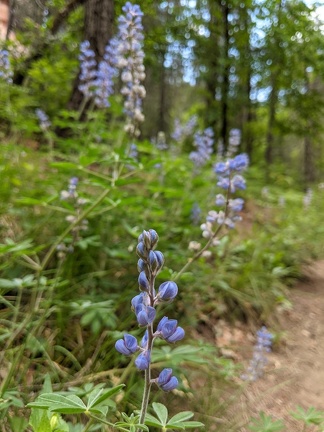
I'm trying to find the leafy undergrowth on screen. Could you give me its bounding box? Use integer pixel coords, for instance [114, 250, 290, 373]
[0, 142, 323, 430]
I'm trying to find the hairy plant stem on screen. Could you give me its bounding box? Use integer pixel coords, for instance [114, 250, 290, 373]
[173, 181, 231, 282]
[40, 187, 111, 272]
[137, 264, 156, 431]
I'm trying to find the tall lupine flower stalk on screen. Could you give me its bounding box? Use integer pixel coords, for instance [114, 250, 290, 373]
[200, 153, 249, 243]
[78, 41, 97, 100]
[171, 115, 197, 142]
[189, 127, 214, 170]
[115, 230, 184, 429]
[0, 49, 13, 83]
[241, 326, 273, 381]
[226, 128, 241, 158]
[115, 2, 146, 137]
[57, 177, 88, 259]
[35, 109, 51, 131]
[93, 38, 118, 108]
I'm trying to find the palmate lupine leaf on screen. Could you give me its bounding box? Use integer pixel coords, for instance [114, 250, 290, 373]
[27, 384, 124, 415]
[145, 403, 204, 430]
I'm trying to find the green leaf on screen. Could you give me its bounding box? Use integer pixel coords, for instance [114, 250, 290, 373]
[87, 384, 125, 409]
[174, 421, 205, 428]
[50, 162, 80, 170]
[29, 408, 51, 432]
[144, 413, 163, 427]
[27, 393, 87, 414]
[152, 403, 168, 426]
[168, 411, 194, 424]
[0, 278, 17, 289]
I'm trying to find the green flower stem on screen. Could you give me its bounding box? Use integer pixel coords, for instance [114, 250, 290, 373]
[173, 180, 232, 282]
[40, 187, 111, 273]
[138, 366, 152, 430]
[137, 265, 156, 431]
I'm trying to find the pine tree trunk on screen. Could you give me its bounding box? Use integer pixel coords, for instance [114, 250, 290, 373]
[220, 3, 229, 151]
[69, 0, 115, 111]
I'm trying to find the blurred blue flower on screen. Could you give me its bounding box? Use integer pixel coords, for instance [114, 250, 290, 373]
[0, 49, 13, 83]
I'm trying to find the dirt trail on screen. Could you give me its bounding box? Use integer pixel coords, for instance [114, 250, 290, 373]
[236, 260, 324, 430]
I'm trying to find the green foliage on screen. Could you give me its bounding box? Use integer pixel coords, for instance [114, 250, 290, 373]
[248, 412, 285, 432]
[145, 403, 204, 430]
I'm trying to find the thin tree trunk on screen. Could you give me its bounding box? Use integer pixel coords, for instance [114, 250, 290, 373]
[304, 136, 315, 184]
[158, 48, 166, 132]
[265, 75, 277, 166]
[6, 0, 15, 39]
[220, 3, 230, 151]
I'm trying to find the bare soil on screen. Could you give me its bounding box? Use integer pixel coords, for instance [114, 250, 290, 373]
[232, 260, 324, 431]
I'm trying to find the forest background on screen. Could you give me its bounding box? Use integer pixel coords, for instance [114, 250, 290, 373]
[0, 0, 324, 431]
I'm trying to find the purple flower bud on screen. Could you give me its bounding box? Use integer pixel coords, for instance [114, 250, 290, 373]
[131, 293, 145, 312]
[136, 241, 147, 259]
[136, 305, 156, 326]
[135, 350, 151, 370]
[157, 281, 178, 301]
[157, 368, 179, 391]
[138, 271, 150, 292]
[137, 258, 146, 272]
[148, 250, 157, 267]
[231, 175, 246, 192]
[154, 251, 164, 269]
[214, 162, 228, 175]
[148, 250, 164, 273]
[148, 229, 159, 247]
[217, 177, 230, 190]
[115, 334, 138, 355]
[232, 153, 249, 171]
[141, 330, 148, 348]
[215, 194, 226, 206]
[156, 316, 185, 343]
[229, 198, 244, 212]
[140, 230, 151, 249]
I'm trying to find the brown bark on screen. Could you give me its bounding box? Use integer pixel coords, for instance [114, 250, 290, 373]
[265, 75, 277, 166]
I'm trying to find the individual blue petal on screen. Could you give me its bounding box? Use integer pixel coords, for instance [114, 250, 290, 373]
[157, 368, 178, 391]
[138, 271, 149, 291]
[136, 241, 147, 258]
[214, 161, 228, 174]
[115, 339, 130, 355]
[115, 334, 138, 355]
[136, 305, 156, 326]
[217, 177, 230, 190]
[157, 368, 173, 385]
[124, 334, 138, 352]
[167, 326, 185, 343]
[157, 316, 168, 332]
[141, 330, 148, 348]
[161, 319, 178, 339]
[135, 350, 151, 370]
[215, 194, 226, 206]
[160, 376, 178, 391]
[157, 281, 178, 301]
[131, 293, 144, 311]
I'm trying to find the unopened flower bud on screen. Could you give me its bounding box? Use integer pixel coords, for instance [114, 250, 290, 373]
[138, 271, 149, 292]
[157, 281, 178, 301]
[136, 241, 147, 259]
